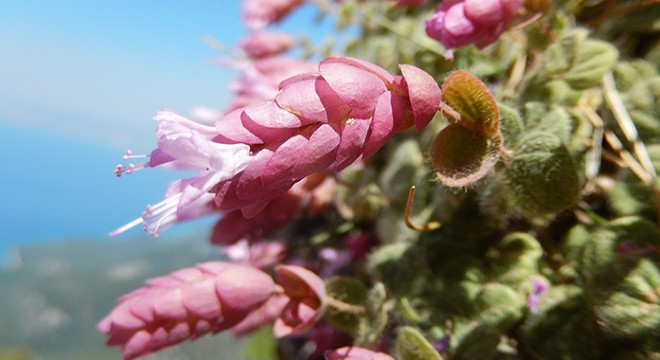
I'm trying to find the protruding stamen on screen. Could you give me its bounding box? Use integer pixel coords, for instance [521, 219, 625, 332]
[122, 149, 150, 160]
[141, 194, 182, 237]
[142, 195, 181, 219]
[114, 150, 151, 177]
[110, 193, 182, 238]
[109, 217, 145, 237]
[114, 163, 148, 177]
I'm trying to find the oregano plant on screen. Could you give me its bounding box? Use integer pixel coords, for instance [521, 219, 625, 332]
[101, 0, 660, 359]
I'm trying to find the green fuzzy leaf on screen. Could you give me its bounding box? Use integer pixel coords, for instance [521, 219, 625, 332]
[450, 321, 500, 360]
[560, 224, 592, 280]
[593, 259, 660, 340]
[505, 132, 581, 216]
[545, 79, 583, 105]
[440, 70, 500, 137]
[396, 326, 442, 360]
[474, 283, 526, 329]
[380, 139, 426, 205]
[542, 29, 584, 76]
[498, 104, 524, 148]
[540, 29, 618, 90]
[565, 39, 618, 89]
[367, 243, 425, 296]
[324, 277, 369, 332]
[490, 233, 543, 286]
[522, 285, 607, 360]
[610, 172, 657, 219]
[363, 283, 388, 345]
[430, 124, 502, 188]
[523, 102, 573, 143]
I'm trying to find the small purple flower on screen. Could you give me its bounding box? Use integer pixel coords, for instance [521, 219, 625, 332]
[433, 335, 451, 353]
[527, 277, 549, 312]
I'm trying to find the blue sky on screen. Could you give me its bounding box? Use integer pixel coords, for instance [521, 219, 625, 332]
[0, 1, 334, 263]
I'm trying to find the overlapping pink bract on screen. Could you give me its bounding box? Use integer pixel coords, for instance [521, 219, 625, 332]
[425, 0, 521, 53]
[98, 261, 328, 359]
[224, 55, 318, 114]
[97, 262, 275, 359]
[213, 57, 440, 218]
[112, 57, 438, 237]
[325, 346, 396, 360]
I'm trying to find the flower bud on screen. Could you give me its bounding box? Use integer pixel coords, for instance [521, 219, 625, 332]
[97, 262, 274, 359]
[274, 265, 327, 337]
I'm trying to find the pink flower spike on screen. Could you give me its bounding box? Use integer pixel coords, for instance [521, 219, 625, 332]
[242, 0, 305, 29]
[240, 31, 295, 58]
[325, 346, 396, 360]
[117, 57, 438, 228]
[274, 265, 326, 337]
[97, 262, 275, 359]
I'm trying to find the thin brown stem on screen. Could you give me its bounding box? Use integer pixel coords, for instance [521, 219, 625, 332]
[603, 73, 657, 179]
[326, 296, 366, 315]
[404, 186, 441, 232]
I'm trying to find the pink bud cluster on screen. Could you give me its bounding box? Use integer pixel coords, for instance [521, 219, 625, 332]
[213, 56, 440, 218]
[242, 0, 305, 29]
[425, 0, 521, 55]
[98, 262, 327, 359]
[111, 57, 439, 237]
[239, 31, 296, 59]
[97, 262, 275, 359]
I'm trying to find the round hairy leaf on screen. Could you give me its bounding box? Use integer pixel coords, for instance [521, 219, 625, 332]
[474, 283, 526, 329]
[440, 70, 500, 137]
[594, 258, 660, 340]
[396, 326, 442, 360]
[505, 132, 580, 216]
[430, 124, 502, 188]
[450, 321, 501, 360]
[491, 233, 544, 286]
[498, 104, 524, 148]
[522, 285, 606, 360]
[325, 277, 369, 332]
[565, 39, 618, 89]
